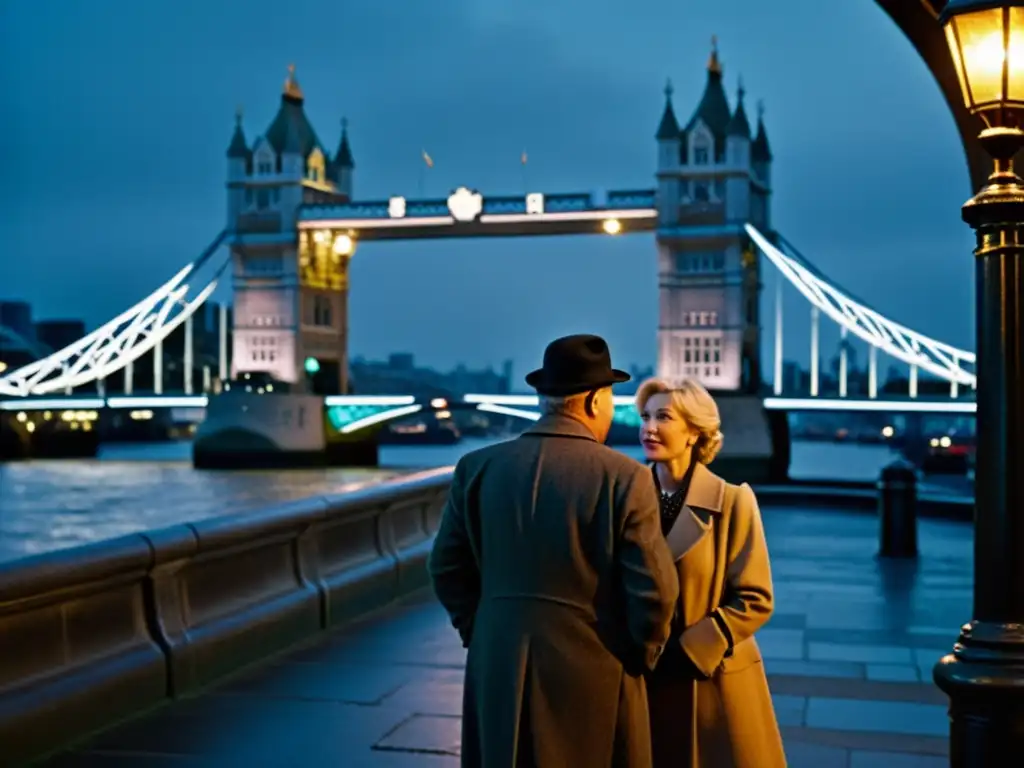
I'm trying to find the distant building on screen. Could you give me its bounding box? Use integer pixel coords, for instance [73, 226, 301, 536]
[35, 320, 85, 354]
[0, 301, 34, 343]
[350, 353, 512, 397]
[654, 40, 773, 393]
[0, 301, 46, 373]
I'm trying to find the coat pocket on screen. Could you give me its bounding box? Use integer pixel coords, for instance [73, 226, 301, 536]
[719, 636, 763, 675]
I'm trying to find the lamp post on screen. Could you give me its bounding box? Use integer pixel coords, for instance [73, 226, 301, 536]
[933, 1, 1024, 764]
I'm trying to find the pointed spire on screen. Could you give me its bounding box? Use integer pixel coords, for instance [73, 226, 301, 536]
[283, 63, 304, 102]
[753, 99, 773, 161]
[684, 38, 731, 152]
[707, 35, 722, 76]
[335, 117, 354, 169]
[656, 78, 680, 140]
[226, 105, 249, 158]
[727, 76, 751, 138]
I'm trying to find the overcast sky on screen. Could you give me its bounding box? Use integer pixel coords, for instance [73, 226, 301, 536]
[0, 0, 976, 381]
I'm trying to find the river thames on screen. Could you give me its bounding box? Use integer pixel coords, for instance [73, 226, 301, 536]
[0, 439, 949, 565]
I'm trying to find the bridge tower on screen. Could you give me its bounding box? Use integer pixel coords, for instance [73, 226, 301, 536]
[654, 39, 773, 393]
[225, 65, 356, 393]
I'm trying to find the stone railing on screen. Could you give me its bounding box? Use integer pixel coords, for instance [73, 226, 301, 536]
[0, 467, 452, 765]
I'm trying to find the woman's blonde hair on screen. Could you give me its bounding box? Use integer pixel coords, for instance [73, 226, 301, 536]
[635, 377, 724, 465]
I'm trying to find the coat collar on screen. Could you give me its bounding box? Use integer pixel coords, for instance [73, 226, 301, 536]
[520, 414, 599, 443]
[683, 462, 726, 514]
[663, 464, 726, 561]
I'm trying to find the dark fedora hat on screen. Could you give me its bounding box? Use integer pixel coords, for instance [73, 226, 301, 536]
[525, 334, 631, 396]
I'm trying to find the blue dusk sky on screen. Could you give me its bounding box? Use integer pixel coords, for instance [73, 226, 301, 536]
[0, 0, 976, 382]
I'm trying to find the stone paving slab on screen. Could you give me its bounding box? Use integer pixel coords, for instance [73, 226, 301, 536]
[42, 504, 971, 767]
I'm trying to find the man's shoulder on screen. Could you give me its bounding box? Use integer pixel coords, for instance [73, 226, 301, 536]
[589, 441, 649, 478]
[453, 438, 516, 473]
[543, 436, 650, 486]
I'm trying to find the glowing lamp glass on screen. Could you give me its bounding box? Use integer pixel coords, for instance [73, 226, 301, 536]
[602, 218, 622, 235]
[942, 2, 1024, 117]
[332, 234, 355, 256]
[304, 356, 321, 375]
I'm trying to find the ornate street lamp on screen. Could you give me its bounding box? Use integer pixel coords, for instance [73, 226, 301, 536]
[934, 1, 1024, 764]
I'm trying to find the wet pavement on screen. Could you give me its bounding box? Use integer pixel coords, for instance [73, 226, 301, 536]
[43, 503, 969, 767]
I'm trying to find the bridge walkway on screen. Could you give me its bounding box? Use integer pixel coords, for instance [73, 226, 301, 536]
[42, 504, 967, 767]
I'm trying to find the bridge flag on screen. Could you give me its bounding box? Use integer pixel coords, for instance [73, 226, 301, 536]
[521, 150, 527, 165]
[422, 149, 434, 168]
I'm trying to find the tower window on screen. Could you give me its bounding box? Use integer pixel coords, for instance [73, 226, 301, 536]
[693, 182, 710, 202]
[694, 144, 710, 165]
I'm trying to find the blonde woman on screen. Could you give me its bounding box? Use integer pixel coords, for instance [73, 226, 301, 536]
[636, 377, 786, 767]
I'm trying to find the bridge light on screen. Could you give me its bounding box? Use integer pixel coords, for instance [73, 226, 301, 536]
[430, 397, 448, 409]
[941, 0, 1024, 118]
[304, 356, 321, 375]
[332, 233, 355, 256]
[602, 218, 622, 235]
[388, 196, 407, 218]
[0, 361, 7, 373]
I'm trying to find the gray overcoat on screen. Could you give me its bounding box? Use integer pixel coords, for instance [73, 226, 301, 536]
[428, 415, 679, 768]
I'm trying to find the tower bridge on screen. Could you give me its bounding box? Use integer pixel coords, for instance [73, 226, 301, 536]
[0, 41, 977, 471]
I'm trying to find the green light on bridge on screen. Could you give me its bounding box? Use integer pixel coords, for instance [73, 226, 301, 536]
[304, 357, 321, 375]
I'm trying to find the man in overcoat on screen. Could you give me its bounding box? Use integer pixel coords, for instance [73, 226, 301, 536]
[428, 334, 679, 768]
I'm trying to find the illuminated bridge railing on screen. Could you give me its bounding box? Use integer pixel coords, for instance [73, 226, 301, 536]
[2, 392, 982, 422]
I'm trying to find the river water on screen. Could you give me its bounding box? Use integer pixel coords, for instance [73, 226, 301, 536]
[0, 439, 924, 565]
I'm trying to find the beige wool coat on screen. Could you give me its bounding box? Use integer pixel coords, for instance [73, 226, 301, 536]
[652, 461, 787, 767]
[428, 415, 679, 768]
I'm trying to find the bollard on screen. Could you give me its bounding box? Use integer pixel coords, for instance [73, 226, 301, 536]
[877, 459, 918, 558]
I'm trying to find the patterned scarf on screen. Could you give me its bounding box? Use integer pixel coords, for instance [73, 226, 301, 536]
[652, 458, 698, 537]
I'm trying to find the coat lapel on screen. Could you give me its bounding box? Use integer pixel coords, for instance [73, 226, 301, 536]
[664, 463, 726, 561]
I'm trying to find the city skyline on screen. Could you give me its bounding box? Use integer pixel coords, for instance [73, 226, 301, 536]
[0, 0, 977, 383]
